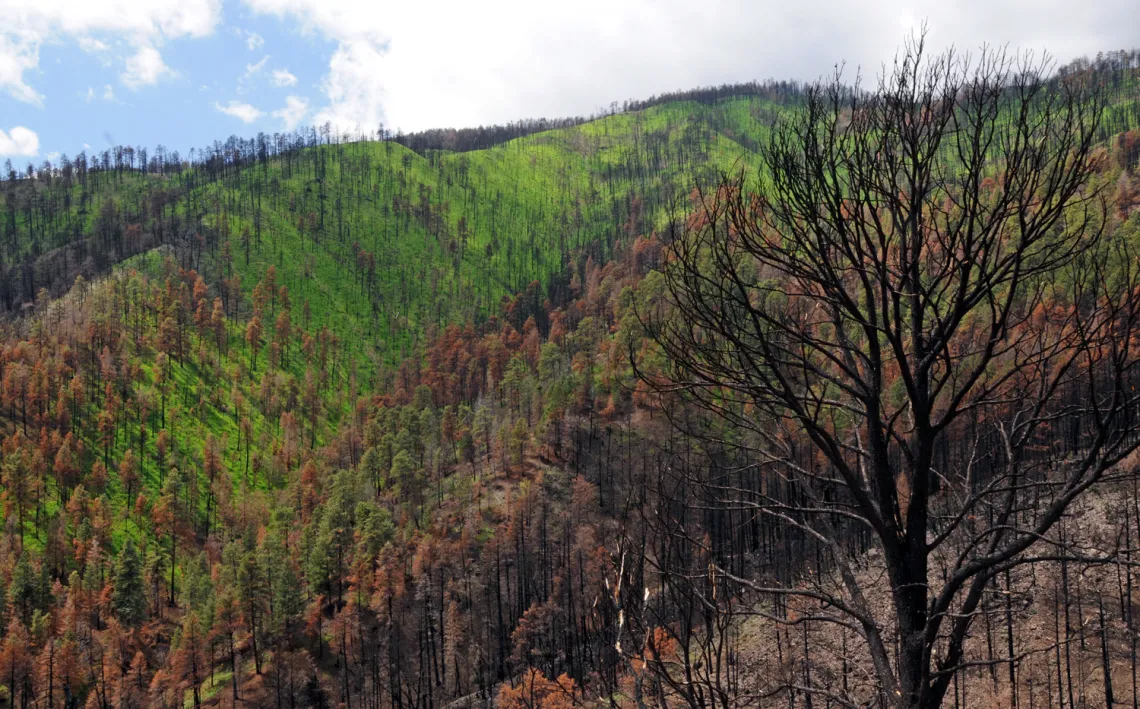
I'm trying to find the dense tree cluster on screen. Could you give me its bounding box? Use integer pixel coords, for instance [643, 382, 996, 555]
[0, 230, 663, 707]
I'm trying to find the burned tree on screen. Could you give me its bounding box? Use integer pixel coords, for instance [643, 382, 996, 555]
[638, 35, 1140, 709]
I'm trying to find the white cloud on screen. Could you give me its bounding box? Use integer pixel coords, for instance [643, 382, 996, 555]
[273, 95, 309, 130]
[0, 32, 43, 106]
[1, 0, 222, 103]
[246, 31, 265, 50]
[238, 55, 271, 93]
[242, 0, 1140, 133]
[46, 151, 61, 163]
[77, 36, 109, 53]
[77, 36, 114, 68]
[0, 126, 39, 158]
[215, 100, 264, 123]
[311, 39, 386, 134]
[246, 55, 270, 77]
[272, 68, 297, 87]
[122, 45, 175, 89]
[82, 84, 116, 101]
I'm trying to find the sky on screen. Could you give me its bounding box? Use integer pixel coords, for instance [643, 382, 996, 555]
[1, 0, 1137, 164]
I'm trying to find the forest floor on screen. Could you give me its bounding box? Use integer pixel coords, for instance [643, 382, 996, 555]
[734, 478, 1138, 708]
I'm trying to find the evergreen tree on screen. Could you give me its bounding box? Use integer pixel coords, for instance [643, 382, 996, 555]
[112, 539, 147, 626]
[262, 528, 303, 640]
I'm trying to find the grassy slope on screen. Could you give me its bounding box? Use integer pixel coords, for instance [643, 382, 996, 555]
[13, 76, 1137, 378]
[4, 82, 1139, 515]
[0, 97, 786, 555]
[4, 97, 781, 368]
[200, 97, 776, 368]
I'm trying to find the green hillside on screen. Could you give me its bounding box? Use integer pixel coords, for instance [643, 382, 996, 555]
[1, 94, 793, 375]
[0, 91, 815, 537]
[6, 71, 1137, 376]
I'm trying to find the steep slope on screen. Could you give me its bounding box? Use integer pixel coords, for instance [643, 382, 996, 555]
[1, 92, 797, 375]
[0, 59, 1138, 709]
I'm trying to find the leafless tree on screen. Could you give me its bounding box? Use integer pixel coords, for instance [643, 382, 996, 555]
[636, 32, 1140, 709]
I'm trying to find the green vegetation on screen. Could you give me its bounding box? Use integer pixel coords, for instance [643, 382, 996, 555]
[1, 93, 813, 374]
[0, 56, 1138, 709]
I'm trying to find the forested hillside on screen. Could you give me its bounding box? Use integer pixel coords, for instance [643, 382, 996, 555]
[0, 81, 809, 375]
[0, 46, 1139, 709]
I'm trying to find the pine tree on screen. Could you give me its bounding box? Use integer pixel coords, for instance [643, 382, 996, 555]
[171, 613, 206, 709]
[112, 539, 147, 626]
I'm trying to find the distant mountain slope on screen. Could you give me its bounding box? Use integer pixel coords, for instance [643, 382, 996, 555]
[2, 67, 1138, 375]
[0, 93, 795, 369]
